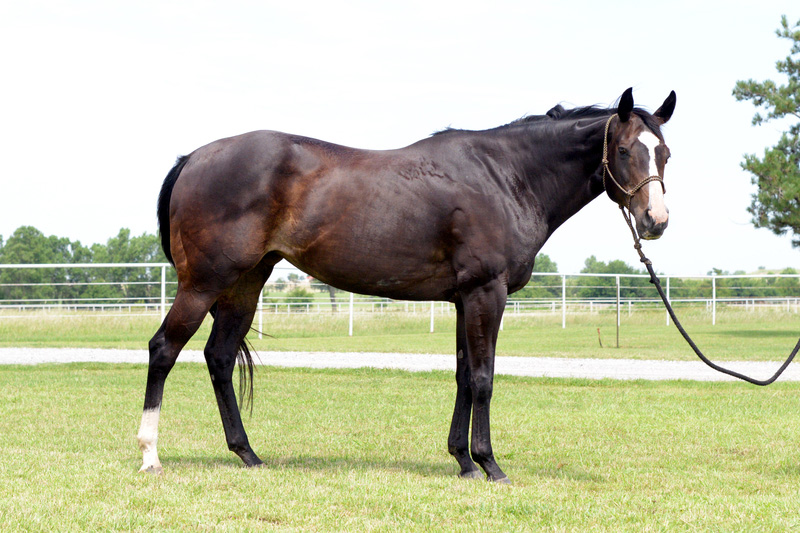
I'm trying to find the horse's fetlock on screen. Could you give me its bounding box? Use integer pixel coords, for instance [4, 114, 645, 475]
[448, 444, 468, 458]
[471, 444, 494, 465]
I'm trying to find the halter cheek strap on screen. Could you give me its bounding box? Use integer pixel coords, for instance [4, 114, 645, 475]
[601, 113, 665, 211]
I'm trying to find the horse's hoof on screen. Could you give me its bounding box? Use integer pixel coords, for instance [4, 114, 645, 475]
[459, 470, 484, 481]
[490, 475, 512, 485]
[139, 465, 163, 475]
[242, 455, 265, 468]
[238, 450, 264, 468]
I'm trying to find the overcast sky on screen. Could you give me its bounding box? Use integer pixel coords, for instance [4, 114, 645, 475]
[1, 1, 798, 276]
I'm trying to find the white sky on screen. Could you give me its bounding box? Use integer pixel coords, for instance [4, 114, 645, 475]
[1, 0, 798, 276]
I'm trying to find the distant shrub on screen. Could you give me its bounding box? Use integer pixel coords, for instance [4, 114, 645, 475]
[283, 288, 314, 312]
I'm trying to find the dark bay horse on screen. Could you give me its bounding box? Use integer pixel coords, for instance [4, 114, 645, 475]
[138, 88, 676, 483]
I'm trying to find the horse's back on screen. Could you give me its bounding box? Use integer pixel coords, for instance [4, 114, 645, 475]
[167, 131, 449, 294]
[167, 129, 529, 299]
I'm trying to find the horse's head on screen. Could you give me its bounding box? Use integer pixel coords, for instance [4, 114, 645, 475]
[603, 88, 676, 240]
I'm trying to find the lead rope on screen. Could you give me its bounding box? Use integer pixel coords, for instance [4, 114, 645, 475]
[619, 205, 800, 386]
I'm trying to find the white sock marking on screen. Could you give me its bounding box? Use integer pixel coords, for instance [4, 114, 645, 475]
[137, 407, 162, 472]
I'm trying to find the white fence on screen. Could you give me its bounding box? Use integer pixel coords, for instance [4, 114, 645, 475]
[1, 263, 799, 336]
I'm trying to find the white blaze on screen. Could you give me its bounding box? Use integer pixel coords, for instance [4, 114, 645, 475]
[638, 131, 668, 224]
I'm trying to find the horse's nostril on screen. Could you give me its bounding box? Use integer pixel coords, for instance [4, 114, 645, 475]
[646, 208, 669, 226]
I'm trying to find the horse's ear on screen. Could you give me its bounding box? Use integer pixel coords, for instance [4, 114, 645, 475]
[618, 88, 634, 122]
[654, 91, 677, 125]
[546, 104, 565, 119]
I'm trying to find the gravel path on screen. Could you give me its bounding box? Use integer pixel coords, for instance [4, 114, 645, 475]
[1, 347, 798, 382]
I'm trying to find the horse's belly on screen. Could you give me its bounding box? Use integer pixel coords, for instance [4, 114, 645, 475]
[277, 235, 458, 301]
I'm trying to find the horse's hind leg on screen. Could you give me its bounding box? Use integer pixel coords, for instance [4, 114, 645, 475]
[138, 288, 217, 473]
[203, 260, 275, 467]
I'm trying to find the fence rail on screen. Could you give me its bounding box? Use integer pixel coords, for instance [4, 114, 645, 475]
[2, 263, 799, 336]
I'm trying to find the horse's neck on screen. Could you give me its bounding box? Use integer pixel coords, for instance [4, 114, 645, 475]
[517, 118, 607, 234]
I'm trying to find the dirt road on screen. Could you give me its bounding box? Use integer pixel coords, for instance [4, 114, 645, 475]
[2, 347, 798, 382]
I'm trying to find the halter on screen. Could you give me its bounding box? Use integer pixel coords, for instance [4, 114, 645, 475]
[601, 113, 665, 211]
[607, 113, 800, 387]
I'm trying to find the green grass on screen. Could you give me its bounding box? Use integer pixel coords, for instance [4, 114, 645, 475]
[2, 363, 800, 530]
[2, 307, 799, 362]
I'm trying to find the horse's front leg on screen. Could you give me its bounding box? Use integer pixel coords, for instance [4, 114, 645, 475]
[461, 278, 510, 483]
[448, 299, 482, 479]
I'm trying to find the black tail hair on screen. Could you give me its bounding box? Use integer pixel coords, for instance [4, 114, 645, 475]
[157, 155, 190, 266]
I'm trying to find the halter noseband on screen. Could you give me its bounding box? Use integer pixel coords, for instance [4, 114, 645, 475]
[601, 113, 665, 211]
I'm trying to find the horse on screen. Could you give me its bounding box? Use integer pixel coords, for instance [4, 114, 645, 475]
[137, 88, 676, 483]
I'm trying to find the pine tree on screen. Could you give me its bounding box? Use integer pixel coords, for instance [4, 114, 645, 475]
[733, 15, 800, 246]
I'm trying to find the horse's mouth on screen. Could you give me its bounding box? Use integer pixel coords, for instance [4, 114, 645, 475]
[640, 231, 663, 241]
[638, 218, 668, 241]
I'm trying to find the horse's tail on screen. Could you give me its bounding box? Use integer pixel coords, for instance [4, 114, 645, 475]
[157, 155, 190, 266]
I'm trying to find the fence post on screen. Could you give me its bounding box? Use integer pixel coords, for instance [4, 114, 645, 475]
[349, 292, 354, 336]
[561, 274, 566, 329]
[160, 265, 166, 322]
[616, 275, 620, 348]
[712, 273, 717, 326]
[430, 301, 435, 333]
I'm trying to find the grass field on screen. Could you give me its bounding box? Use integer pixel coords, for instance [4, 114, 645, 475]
[2, 306, 799, 362]
[2, 363, 800, 531]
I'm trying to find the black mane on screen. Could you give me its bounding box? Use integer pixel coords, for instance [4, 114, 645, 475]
[511, 104, 612, 124]
[432, 103, 663, 138]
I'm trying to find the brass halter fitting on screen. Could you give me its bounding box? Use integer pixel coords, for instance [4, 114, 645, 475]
[601, 113, 665, 211]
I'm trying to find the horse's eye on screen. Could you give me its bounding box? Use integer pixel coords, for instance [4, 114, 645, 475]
[618, 147, 629, 157]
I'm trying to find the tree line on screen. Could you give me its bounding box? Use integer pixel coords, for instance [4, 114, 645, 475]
[0, 226, 171, 303]
[519, 255, 800, 300]
[1, 225, 798, 303]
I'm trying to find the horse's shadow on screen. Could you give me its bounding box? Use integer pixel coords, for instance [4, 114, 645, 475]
[161, 454, 608, 483]
[163, 453, 456, 479]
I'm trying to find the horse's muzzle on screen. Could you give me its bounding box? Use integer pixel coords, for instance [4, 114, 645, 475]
[638, 209, 669, 240]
